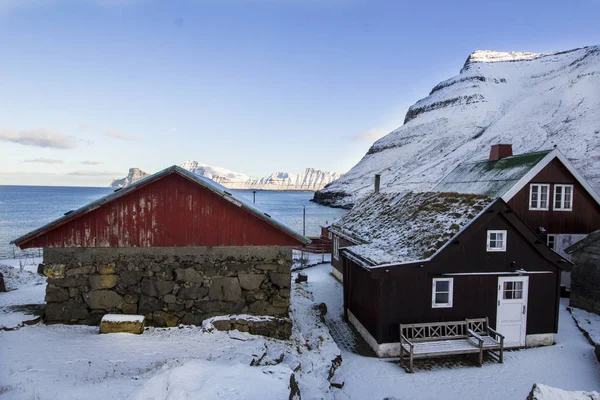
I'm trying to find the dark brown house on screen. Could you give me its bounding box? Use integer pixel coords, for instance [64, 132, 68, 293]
[565, 230, 600, 315]
[12, 166, 309, 326]
[337, 191, 569, 357]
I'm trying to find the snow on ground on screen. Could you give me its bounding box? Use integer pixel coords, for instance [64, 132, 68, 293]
[0, 258, 45, 329]
[302, 263, 600, 400]
[570, 307, 600, 346]
[529, 383, 600, 400]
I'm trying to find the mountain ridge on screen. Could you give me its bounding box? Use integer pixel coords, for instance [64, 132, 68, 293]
[313, 45, 600, 208]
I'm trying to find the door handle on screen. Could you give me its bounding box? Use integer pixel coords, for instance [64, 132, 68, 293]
[523, 305, 526, 315]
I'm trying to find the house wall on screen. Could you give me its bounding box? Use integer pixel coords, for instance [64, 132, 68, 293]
[41, 246, 292, 327]
[507, 159, 600, 234]
[570, 239, 600, 314]
[344, 258, 380, 339]
[345, 211, 561, 344]
[331, 234, 354, 275]
[20, 173, 301, 249]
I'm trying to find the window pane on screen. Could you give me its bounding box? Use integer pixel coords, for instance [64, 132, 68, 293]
[555, 186, 562, 208]
[504, 282, 513, 291]
[503, 290, 513, 300]
[436, 280, 449, 292]
[540, 186, 548, 208]
[514, 282, 523, 290]
[531, 186, 538, 208]
[435, 292, 449, 304]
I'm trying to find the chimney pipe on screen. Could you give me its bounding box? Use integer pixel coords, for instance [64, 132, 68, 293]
[374, 174, 381, 194]
[489, 144, 513, 161]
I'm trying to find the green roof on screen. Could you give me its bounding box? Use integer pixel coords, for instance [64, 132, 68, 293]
[433, 150, 551, 198]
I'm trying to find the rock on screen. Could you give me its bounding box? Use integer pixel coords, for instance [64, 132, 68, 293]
[238, 273, 265, 290]
[247, 301, 288, 317]
[121, 302, 138, 314]
[212, 319, 232, 331]
[174, 268, 203, 283]
[97, 263, 116, 275]
[255, 263, 277, 271]
[43, 264, 65, 279]
[45, 300, 89, 322]
[141, 278, 174, 297]
[45, 286, 69, 303]
[66, 265, 92, 277]
[138, 295, 164, 315]
[89, 275, 119, 290]
[124, 293, 139, 304]
[289, 373, 301, 400]
[99, 314, 144, 334]
[270, 272, 291, 288]
[152, 311, 179, 327]
[221, 300, 246, 314]
[120, 271, 143, 287]
[195, 300, 223, 313]
[209, 277, 242, 301]
[47, 277, 87, 288]
[295, 272, 308, 283]
[83, 290, 124, 310]
[37, 263, 45, 276]
[0, 272, 6, 292]
[272, 296, 289, 308]
[181, 313, 204, 325]
[279, 289, 291, 298]
[178, 286, 208, 300]
[163, 294, 177, 303]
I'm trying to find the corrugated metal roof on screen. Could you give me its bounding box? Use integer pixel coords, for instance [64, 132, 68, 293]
[12, 165, 310, 246]
[432, 150, 551, 197]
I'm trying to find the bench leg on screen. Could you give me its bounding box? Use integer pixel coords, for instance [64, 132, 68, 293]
[409, 353, 414, 373]
[499, 347, 504, 364]
[478, 349, 483, 367]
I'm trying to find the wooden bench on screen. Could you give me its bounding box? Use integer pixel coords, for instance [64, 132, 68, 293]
[399, 318, 504, 373]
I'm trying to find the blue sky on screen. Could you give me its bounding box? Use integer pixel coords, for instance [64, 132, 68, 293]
[0, 0, 599, 186]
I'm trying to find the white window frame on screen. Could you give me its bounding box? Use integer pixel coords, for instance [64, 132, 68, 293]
[333, 236, 339, 260]
[487, 230, 507, 252]
[546, 234, 556, 251]
[432, 278, 453, 308]
[529, 184, 550, 211]
[553, 184, 573, 211]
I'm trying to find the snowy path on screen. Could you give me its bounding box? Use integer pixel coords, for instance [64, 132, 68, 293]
[301, 263, 600, 400]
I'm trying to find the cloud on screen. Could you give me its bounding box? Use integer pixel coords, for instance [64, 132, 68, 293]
[0, 128, 77, 149]
[79, 160, 103, 165]
[23, 158, 64, 164]
[67, 170, 122, 176]
[105, 130, 139, 141]
[351, 128, 389, 142]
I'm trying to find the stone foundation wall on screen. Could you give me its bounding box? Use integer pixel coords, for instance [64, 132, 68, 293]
[570, 242, 600, 315]
[42, 246, 292, 326]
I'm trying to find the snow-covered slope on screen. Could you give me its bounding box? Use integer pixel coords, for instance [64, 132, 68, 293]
[181, 161, 341, 191]
[314, 46, 600, 208]
[110, 168, 150, 188]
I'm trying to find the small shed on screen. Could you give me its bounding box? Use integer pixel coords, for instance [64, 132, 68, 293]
[566, 230, 600, 315]
[337, 191, 570, 357]
[12, 166, 310, 326]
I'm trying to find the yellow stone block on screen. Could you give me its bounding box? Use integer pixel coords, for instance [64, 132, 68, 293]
[99, 314, 145, 334]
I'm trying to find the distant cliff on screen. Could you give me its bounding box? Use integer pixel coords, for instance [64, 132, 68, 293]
[110, 163, 341, 191]
[110, 168, 150, 188]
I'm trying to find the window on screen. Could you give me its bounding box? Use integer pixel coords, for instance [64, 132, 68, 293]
[333, 236, 339, 260]
[547, 234, 556, 251]
[554, 184, 573, 211]
[529, 184, 550, 210]
[502, 281, 523, 300]
[487, 230, 507, 252]
[432, 278, 453, 308]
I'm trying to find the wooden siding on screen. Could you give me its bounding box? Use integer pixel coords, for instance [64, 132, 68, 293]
[19, 173, 302, 248]
[344, 258, 380, 339]
[508, 158, 600, 234]
[331, 234, 355, 274]
[345, 203, 562, 344]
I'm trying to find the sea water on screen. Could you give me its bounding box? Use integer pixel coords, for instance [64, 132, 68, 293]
[0, 186, 347, 260]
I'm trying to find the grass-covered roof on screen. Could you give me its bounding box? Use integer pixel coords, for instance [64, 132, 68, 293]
[330, 191, 494, 266]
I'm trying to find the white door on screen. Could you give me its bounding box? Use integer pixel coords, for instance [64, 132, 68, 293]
[496, 276, 529, 347]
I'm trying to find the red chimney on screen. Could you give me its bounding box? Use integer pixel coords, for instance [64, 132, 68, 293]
[489, 144, 513, 161]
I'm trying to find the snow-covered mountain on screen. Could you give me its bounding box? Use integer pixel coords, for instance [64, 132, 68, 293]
[314, 46, 600, 208]
[181, 161, 341, 191]
[110, 168, 150, 188]
[110, 163, 341, 191]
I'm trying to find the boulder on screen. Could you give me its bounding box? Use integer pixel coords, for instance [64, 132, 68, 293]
[83, 290, 124, 310]
[97, 263, 116, 275]
[47, 277, 87, 288]
[174, 268, 203, 283]
[45, 300, 89, 322]
[209, 277, 242, 301]
[120, 270, 143, 287]
[43, 264, 65, 279]
[152, 311, 179, 327]
[238, 273, 265, 291]
[141, 278, 174, 297]
[45, 286, 69, 303]
[295, 272, 308, 283]
[89, 275, 119, 290]
[0, 272, 6, 292]
[270, 272, 292, 288]
[99, 314, 144, 334]
[65, 265, 92, 277]
[138, 295, 164, 315]
[177, 286, 208, 300]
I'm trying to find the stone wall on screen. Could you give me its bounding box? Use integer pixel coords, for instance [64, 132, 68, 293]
[570, 240, 600, 315]
[42, 246, 292, 326]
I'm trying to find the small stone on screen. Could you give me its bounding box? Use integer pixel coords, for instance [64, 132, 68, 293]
[121, 303, 138, 314]
[124, 293, 139, 304]
[152, 311, 179, 327]
[178, 286, 208, 300]
[43, 264, 65, 279]
[174, 268, 203, 283]
[66, 265, 92, 277]
[0, 272, 6, 292]
[69, 287, 80, 298]
[89, 275, 119, 290]
[279, 289, 291, 298]
[181, 313, 204, 325]
[272, 296, 289, 308]
[209, 277, 242, 301]
[45, 286, 69, 303]
[163, 294, 177, 303]
[141, 278, 175, 297]
[120, 271, 143, 287]
[138, 295, 164, 315]
[47, 277, 87, 288]
[270, 272, 291, 288]
[212, 320, 232, 331]
[97, 263, 116, 275]
[83, 290, 124, 310]
[295, 272, 308, 283]
[238, 273, 265, 291]
[99, 314, 144, 334]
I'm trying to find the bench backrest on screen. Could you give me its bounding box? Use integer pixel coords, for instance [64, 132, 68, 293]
[400, 318, 489, 342]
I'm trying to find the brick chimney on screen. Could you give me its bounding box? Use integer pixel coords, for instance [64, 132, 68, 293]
[374, 174, 381, 194]
[489, 144, 513, 161]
